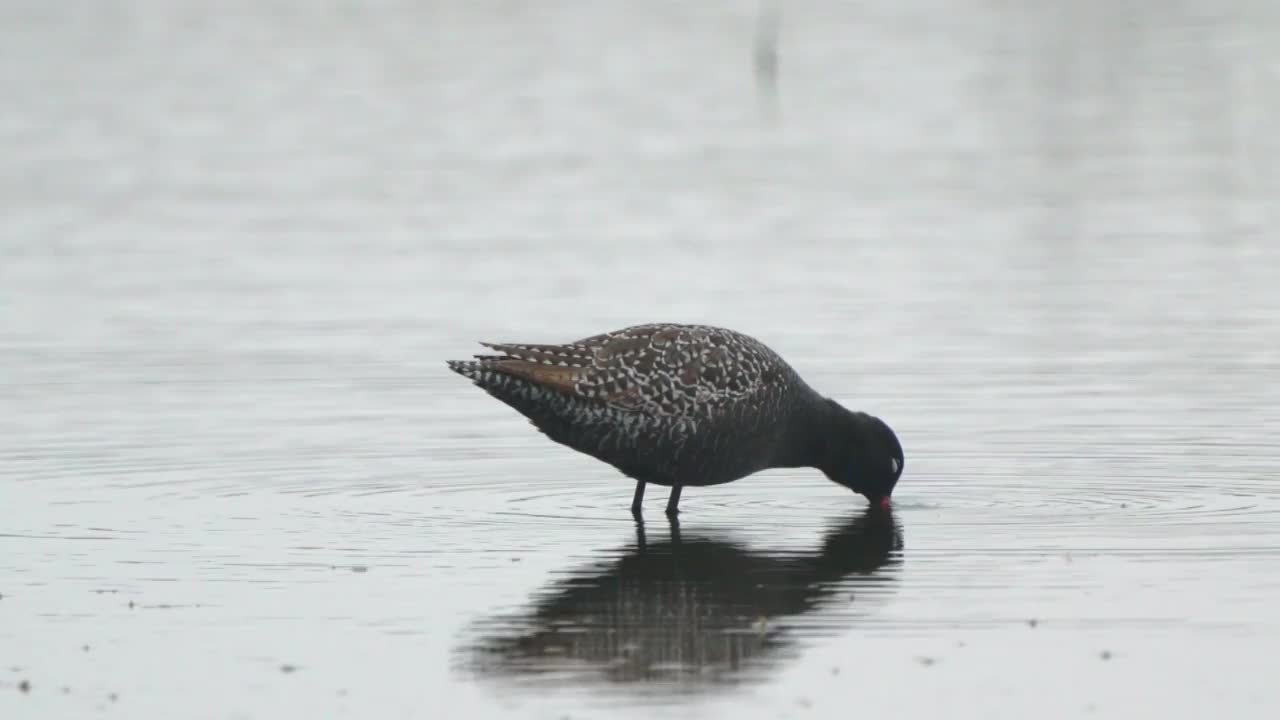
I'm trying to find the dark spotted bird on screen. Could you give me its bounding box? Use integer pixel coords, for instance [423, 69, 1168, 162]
[446, 323, 904, 517]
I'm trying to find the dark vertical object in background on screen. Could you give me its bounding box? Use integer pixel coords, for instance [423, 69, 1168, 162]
[754, 0, 781, 123]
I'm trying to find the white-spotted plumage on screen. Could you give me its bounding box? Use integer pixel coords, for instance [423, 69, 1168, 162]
[485, 324, 795, 419]
[449, 323, 904, 516]
[447, 324, 818, 492]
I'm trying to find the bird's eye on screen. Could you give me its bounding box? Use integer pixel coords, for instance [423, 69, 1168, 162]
[889, 458, 900, 474]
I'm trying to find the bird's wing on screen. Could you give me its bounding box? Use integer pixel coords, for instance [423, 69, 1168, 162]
[477, 324, 783, 416]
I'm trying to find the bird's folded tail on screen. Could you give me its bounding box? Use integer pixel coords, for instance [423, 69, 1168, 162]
[446, 359, 545, 407]
[475, 342, 596, 368]
[446, 355, 586, 401]
[445, 355, 618, 454]
[445, 359, 489, 383]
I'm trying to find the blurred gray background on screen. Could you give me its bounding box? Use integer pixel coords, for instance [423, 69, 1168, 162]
[2, 2, 1279, 719]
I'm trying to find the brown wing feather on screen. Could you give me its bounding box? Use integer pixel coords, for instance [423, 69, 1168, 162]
[473, 324, 787, 418]
[485, 358, 586, 395]
[478, 342, 595, 368]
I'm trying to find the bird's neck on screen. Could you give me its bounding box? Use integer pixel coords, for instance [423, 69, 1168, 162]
[772, 392, 839, 472]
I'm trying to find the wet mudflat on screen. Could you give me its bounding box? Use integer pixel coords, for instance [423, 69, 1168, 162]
[2, 1, 1279, 718]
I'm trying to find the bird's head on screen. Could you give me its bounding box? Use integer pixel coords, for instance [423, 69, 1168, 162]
[820, 403, 904, 509]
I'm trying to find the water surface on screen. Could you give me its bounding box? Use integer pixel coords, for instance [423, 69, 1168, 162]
[2, 1, 1279, 718]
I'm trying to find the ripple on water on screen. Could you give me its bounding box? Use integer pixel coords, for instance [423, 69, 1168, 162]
[396, 449, 1280, 542]
[910, 468, 1280, 541]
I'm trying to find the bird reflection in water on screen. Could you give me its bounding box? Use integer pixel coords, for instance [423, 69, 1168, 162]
[458, 506, 902, 690]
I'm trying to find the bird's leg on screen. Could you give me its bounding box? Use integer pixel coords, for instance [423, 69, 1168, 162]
[634, 517, 647, 553]
[631, 480, 646, 517]
[665, 484, 682, 517]
[668, 514, 682, 546]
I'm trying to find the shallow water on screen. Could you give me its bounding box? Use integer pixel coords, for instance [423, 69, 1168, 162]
[3, 1, 1280, 718]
